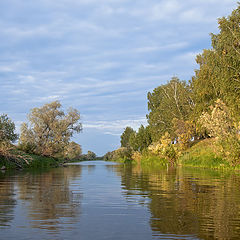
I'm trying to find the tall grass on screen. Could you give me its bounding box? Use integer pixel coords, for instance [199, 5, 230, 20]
[27, 154, 63, 169]
[179, 139, 240, 170]
[0, 152, 64, 170]
[140, 154, 168, 167]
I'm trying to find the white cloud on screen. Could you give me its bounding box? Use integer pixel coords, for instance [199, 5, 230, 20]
[84, 117, 147, 134]
[174, 51, 200, 63]
[0, 0, 237, 154]
[150, 1, 182, 21]
[19, 75, 36, 84]
[33, 95, 61, 103]
[0, 60, 28, 73]
[134, 42, 188, 53]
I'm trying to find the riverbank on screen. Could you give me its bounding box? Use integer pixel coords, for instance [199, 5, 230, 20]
[0, 147, 101, 170]
[107, 138, 240, 171]
[178, 139, 240, 171]
[0, 149, 65, 170]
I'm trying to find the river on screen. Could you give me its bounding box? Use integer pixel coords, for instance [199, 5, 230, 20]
[0, 161, 240, 240]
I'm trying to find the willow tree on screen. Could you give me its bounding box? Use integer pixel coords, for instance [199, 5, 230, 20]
[19, 101, 82, 158]
[147, 77, 194, 141]
[64, 141, 82, 160]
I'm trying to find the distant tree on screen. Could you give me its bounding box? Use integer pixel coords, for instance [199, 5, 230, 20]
[0, 114, 18, 144]
[120, 127, 135, 147]
[103, 151, 113, 161]
[86, 151, 96, 160]
[103, 147, 132, 162]
[19, 101, 82, 157]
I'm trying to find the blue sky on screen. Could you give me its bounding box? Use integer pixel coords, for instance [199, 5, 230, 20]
[0, 0, 237, 156]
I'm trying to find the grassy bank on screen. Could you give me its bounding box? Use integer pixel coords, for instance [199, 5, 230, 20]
[138, 139, 240, 171]
[178, 139, 240, 170]
[107, 138, 240, 171]
[27, 154, 64, 169]
[107, 153, 168, 167]
[138, 154, 168, 167]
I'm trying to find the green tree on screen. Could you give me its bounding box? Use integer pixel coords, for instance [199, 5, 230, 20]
[191, 4, 240, 119]
[191, 49, 222, 117]
[120, 127, 135, 147]
[136, 125, 152, 152]
[19, 101, 82, 157]
[86, 151, 96, 160]
[0, 114, 18, 144]
[0, 115, 31, 167]
[129, 131, 138, 151]
[147, 77, 193, 141]
[128, 125, 152, 152]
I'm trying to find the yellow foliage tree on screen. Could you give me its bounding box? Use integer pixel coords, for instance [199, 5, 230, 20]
[199, 99, 240, 165]
[148, 132, 177, 165]
[19, 101, 82, 158]
[63, 141, 82, 160]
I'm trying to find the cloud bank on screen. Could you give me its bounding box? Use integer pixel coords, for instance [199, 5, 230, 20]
[0, 0, 237, 155]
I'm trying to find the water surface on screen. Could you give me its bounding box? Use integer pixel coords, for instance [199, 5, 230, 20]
[1, 161, 240, 239]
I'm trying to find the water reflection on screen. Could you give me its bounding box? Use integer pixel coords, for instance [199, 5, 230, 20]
[115, 164, 240, 239]
[1, 162, 240, 239]
[0, 166, 82, 232]
[0, 172, 16, 227]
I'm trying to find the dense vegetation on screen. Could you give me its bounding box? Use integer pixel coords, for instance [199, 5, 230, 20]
[0, 101, 96, 169]
[105, 5, 240, 169]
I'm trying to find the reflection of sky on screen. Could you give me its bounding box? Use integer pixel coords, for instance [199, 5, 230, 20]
[73, 161, 153, 240]
[1, 162, 240, 239]
[0, 0, 237, 155]
[0, 161, 153, 240]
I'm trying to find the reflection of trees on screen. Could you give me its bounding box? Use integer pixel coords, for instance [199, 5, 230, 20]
[17, 166, 82, 231]
[87, 165, 96, 173]
[116, 164, 240, 239]
[0, 173, 16, 227]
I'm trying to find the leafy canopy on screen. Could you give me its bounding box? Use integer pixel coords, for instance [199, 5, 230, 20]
[120, 127, 135, 147]
[147, 77, 193, 141]
[0, 114, 18, 143]
[192, 4, 240, 119]
[19, 101, 82, 158]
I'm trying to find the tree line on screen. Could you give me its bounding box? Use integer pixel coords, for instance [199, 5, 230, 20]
[105, 4, 240, 166]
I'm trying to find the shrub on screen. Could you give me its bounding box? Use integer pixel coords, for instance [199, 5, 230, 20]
[199, 99, 240, 165]
[148, 132, 177, 165]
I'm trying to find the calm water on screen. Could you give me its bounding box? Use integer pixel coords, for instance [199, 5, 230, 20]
[1, 161, 240, 240]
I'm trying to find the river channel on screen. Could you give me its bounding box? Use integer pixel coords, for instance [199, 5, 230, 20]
[0, 161, 240, 239]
